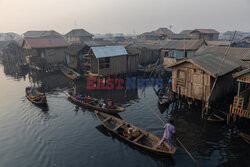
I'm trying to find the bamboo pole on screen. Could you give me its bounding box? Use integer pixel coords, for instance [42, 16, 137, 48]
[202, 30, 237, 116]
[145, 104, 200, 167]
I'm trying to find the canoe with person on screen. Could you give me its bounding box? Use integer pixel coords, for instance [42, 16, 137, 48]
[25, 87, 47, 105]
[64, 88, 125, 114]
[95, 112, 177, 155]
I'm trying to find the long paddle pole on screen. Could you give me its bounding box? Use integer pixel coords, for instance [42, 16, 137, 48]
[145, 104, 200, 167]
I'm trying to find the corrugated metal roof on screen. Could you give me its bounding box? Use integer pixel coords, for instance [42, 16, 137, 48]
[23, 30, 62, 38]
[127, 42, 163, 50]
[84, 40, 115, 47]
[125, 46, 140, 55]
[65, 43, 88, 55]
[191, 29, 219, 34]
[191, 54, 242, 77]
[195, 46, 250, 60]
[167, 54, 242, 77]
[65, 29, 93, 37]
[154, 28, 173, 35]
[206, 40, 231, 46]
[179, 30, 193, 35]
[171, 34, 192, 40]
[161, 40, 204, 50]
[138, 31, 162, 37]
[24, 37, 69, 49]
[91, 46, 128, 58]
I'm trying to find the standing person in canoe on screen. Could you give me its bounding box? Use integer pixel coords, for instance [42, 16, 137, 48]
[157, 119, 176, 151]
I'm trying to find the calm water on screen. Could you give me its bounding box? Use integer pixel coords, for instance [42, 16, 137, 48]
[0, 63, 249, 167]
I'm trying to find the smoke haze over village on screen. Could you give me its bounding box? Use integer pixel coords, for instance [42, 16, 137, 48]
[0, 0, 250, 34]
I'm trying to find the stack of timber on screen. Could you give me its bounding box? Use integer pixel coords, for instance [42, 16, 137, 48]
[25, 87, 47, 105]
[95, 112, 177, 155]
[64, 89, 125, 114]
[60, 65, 81, 80]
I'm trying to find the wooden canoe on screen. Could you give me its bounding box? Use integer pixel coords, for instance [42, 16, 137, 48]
[65, 89, 125, 114]
[207, 111, 227, 122]
[84, 71, 103, 78]
[95, 112, 177, 155]
[157, 88, 171, 106]
[240, 132, 250, 144]
[60, 65, 81, 80]
[25, 87, 47, 105]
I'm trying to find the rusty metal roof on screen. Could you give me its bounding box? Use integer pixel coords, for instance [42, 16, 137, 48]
[24, 37, 69, 49]
[23, 30, 62, 38]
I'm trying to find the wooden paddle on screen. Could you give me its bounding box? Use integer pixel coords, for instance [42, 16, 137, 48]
[145, 104, 200, 167]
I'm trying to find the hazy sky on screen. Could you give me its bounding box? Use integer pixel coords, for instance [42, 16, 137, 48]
[0, 0, 250, 35]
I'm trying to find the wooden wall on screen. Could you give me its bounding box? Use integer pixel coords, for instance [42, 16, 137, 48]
[127, 54, 139, 73]
[90, 54, 139, 76]
[45, 47, 67, 64]
[139, 49, 163, 65]
[172, 62, 211, 101]
[69, 55, 78, 69]
[172, 61, 236, 102]
[209, 72, 236, 102]
[90, 55, 98, 73]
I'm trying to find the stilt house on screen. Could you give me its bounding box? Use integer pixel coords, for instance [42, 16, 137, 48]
[87, 45, 139, 76]
[166, 54, 242, 103]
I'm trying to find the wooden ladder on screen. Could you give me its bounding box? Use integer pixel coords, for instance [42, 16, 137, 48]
[233, 96, 244, 110]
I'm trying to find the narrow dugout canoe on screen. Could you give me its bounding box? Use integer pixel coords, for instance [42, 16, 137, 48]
[60, 65, 81, 80]
[65, 89, 125, 114]
[25, 87, 47, 105]
[95, 112, 177, 155]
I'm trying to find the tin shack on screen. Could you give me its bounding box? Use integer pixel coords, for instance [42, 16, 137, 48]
[87, 45, 138, 76]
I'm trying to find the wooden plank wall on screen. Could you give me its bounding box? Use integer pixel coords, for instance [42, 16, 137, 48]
[110, 55, 127, 75]
[172, 62, 211, 101]
[127, 54, 139, 73]
[45, 48, 67, 64]
[90, 55, 98, 73]
[139, 49, 163, 65]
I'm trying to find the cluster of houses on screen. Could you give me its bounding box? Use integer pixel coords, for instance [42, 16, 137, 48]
[0, 27, 249, 122]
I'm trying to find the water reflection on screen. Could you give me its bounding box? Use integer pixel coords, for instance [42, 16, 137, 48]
[0, 62, 249, 167]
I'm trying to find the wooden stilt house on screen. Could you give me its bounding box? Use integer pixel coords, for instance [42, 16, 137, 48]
[87, 45, 139, 76]
[166, 54, 242, 105]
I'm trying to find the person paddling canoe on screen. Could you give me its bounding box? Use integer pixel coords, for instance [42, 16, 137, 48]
[157, 119, 175, 151]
